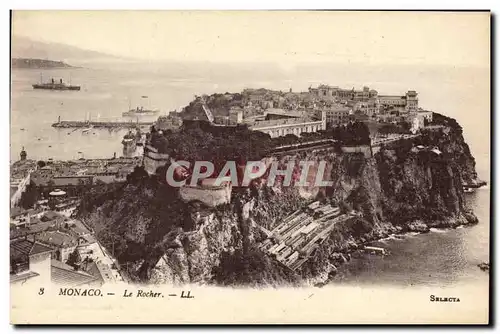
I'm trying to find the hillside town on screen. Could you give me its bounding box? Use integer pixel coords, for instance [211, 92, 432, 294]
[180, 84, 433, 137]
[10, 155, 140, 286]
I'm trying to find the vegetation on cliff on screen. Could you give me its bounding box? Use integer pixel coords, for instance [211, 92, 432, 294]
[76, 167, 197, 277]
[149, 119, 370, 171]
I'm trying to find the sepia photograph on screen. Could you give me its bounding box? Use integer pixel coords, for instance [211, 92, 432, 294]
[8, 10, 491, 324]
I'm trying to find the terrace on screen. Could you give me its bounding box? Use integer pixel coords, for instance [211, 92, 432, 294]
[259, 201, 360, 271]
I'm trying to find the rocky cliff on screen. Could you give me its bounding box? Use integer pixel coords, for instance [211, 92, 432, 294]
[77, 113, 480, 286]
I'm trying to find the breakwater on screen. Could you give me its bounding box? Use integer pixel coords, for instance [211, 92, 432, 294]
[52, 120, 154, 129]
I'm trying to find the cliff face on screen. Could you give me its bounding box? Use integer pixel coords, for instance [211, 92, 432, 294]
[78, 114, 480, 286]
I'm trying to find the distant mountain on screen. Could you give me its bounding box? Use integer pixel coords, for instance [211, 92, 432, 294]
[11, 36, 125, 66]
[11, 58, 74, 69]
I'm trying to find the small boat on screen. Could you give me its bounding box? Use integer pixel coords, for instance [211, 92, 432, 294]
[364, 246, 389, 256]
[478, 262, 490, 272]
[82, 126, 93, 133]
[463, 187, 475, 193]
[20, 128, 25, 131]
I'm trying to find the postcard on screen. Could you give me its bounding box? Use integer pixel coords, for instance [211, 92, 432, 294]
[9, 10, 490, 324]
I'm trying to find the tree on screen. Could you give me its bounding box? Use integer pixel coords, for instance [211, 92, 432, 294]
[19, 181, 38, 209]
[339, 201, 353, 214]
[66, 248, 81, 270]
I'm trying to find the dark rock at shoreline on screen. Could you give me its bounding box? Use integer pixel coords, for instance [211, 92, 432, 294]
[478, 262, 490, 272]
[407, 220, 430, 233]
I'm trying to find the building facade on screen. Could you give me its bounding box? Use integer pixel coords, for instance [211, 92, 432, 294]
[324, 106, 351, 127]
[378, 90, 419, 112]
[353, 100, 379, 118]
[229, 107, 244, 124]
[249, 110, 326, 138]
[309, 85, 379, 103]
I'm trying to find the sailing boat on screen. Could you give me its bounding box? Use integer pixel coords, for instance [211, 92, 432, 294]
[82, 112, 93, 133]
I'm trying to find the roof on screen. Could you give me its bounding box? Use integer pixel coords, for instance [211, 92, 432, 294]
[66, 220, 92, 236]
[10, 219, 53, 238]
[31, 242, 55, 255]
[10, 239, 54, 259]
[10, 271, 39, 283]
[85, 262, 105, 284]
[40, 210, 63, 221]
[51, 259, 100, 286]
[10, 207, 38, 218]
[49, 190, 66, 196]
[95, 261, 116, 283]
[36, 231, 78, 248]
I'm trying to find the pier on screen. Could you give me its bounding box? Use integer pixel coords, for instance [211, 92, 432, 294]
[52, 120, 154, 129]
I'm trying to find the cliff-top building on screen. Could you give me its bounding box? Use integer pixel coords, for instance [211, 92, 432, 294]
[378, 90, 418, 112]
[323, 105, 351, 128]
[247, 109, 326, 138]
[308, 84, 418, 114]
[309, 85, 378, 103]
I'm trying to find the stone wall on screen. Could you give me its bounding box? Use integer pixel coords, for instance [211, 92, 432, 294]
[179, 183, 232, 207]
[340, 145, 373, 158]
[143, 146, 171, 175]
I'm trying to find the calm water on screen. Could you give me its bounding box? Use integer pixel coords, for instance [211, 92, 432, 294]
[332, 187, 490, 287]
[10, 63, 490, 286]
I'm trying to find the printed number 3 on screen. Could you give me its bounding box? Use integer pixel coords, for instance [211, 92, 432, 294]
[38, 288, 44, 295]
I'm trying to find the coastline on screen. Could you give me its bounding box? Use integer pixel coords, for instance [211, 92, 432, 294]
[308, 208, 481, 287]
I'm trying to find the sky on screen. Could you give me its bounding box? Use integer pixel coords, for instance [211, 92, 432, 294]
[12, 11, 490, 68]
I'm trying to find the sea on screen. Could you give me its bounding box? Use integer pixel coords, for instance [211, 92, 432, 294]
[10, 62, 490, 287]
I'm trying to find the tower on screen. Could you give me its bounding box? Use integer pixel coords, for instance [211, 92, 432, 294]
[405, 91, 418, 112]
[20, 147, 27, 161]
[320, 109, 327, 130]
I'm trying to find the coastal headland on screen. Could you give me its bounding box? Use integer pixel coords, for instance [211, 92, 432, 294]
[12, 84, 486, 288]
[11, 58, 75, 69]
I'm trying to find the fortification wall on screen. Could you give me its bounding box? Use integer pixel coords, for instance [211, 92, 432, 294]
[143, 149, 171, 175]
[179, 184, 232, 207]
[340, 145, 372, 158]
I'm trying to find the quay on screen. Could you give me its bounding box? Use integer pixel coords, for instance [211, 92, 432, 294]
[52, 120, 154, 129]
